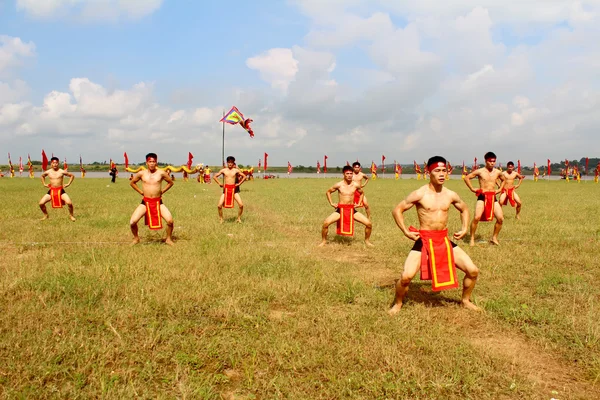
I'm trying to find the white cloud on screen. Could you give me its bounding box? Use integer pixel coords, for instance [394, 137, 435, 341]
[16, 0, 163, 21]
[0, 35, 36, 76]
[246, 48, 299, 92]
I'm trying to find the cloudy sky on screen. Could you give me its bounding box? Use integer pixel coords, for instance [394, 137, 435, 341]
[1, 0, 599, 167]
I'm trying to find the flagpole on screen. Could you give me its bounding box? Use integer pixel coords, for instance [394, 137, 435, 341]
[222, 110, 225, 167]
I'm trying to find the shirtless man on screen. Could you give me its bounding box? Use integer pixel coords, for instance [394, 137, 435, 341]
[129, 153, 175, 245]
[39, 156, 76, 221]
[213, 156, 247, 223]
[464, 151, 504, 246]
[352, 162, 372, 219]
[499, 161, 525, 219]
[320, 165, 373, 247]
[389, 156, 479, 315]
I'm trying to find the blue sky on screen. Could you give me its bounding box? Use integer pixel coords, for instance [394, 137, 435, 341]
[1, 0, 600, 167]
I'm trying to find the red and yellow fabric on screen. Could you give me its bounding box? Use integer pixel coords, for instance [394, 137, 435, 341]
[144, 197, 163, 230]
[476, 190, 495, 222]
[50, 186, 64, 208]
[411, 227, 459, 292]
[224, 184, 236, 208]
[501, 187, 516, 207]
[336, 204, 355, 236]
[353, 191, 364, 208]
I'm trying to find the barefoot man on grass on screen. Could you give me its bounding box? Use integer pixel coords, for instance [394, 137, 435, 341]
[39, 156, 76, 221]
[129, 153, 175, 245]
[214, 156, 246, 223]
[352, 161, 372, 219]
[499, 161, 525, 220]
[464, 151, 504, 246]
[320, 165, 373, 247]
[389, 156, 479, 315]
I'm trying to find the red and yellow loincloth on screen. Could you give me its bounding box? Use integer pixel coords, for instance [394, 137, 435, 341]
[50, 186, 64, 208]
[412, 227, 459, 292]
[336, 203, 355, 236]
[143, 197, 163, 230]
[501, 187, 516, 207]
[476, 190, 496, 222]
[223, 184, 236, 208]
[353, 191, 364, 208]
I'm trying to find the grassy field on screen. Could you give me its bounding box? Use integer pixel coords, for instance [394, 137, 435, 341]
[0, 176, 599, 399]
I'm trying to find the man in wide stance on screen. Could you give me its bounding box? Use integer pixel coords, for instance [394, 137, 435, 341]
[389, 156, 479, 315]
[39, 156, 76, 221]
[499, 161, 525, 219]
[320, 165, 373, 247]
[129, 153, 175, 245]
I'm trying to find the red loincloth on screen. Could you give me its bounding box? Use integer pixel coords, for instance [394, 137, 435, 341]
[50, 186, 64, 208]
[411, 227, 459, 292]
[336, 203, 355, 236]
[476, 190, 496, 222]
[144, 197, 163, 230]
[353, 191, 364, 208]
[501, 187, 516, 207]
[224, 184, 236, 208]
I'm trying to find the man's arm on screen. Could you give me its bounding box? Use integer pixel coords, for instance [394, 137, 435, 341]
[161, 171, 174, 195]
[463, 170, 479, 193]
[63, 171, 75, 187]
[130, 173, 144, 196]
[452, 193, 470, 240]
[516, 174, 525, 188]
[361, 174, 369, 188]
[325, 183, 340, 208]
[391, 190, 420, 240]
[40, 171, 49, 187]
[212, 169, 224, 187]
[496, 172, 505, 194]
[355, 185, 364, 205]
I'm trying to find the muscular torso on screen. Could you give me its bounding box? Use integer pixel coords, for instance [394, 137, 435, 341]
[415, 186, 455, 230]
[140, 169, 167, 198]
[44, 169, 69, 188]
[352, 172, 366, 186]
[476, 167, 502, 191]
[501, 171, 519, 189]
[337, 181, 360, 205]
[220, 168, 241, 185]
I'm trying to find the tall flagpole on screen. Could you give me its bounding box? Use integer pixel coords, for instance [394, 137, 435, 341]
[222, 110, 225, 167]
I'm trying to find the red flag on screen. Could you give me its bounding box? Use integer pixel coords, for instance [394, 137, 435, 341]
[547, 159, 551, 175]
[19, 157, 23, 174]
[63, 158, 68, 171]
[124, 152, 129, 168]
[473, 157, 478, 171]
[517, 160, 521, 175]
[346, 161, 350, 166]
[264, 153, 268, 172]
[42, 150, 48, 170]
[585, 157, 589, 174]
[324, 155, 328, 174]
[80, 155, 84, 171]
[381, 155, 386, 172]
[187, 152, 193, 169]
[317, 161, 321, 173]
[287, 161, 292, 174]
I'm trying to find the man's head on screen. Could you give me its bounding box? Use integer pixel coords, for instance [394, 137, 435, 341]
[484, 151, 496, 169]
[427, 156, 448, 184]
[506, 161, 514, 172]
[226, 156, 235, 168]
[352, 161, 361, 173]
[343, 165, 353, 181]
[145, 153, 158, 170]
[50, 157, 59, 169]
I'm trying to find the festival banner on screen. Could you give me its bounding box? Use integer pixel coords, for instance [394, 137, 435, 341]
[64, 158, 68, 171]
[547, 159, 551, 175]
[187, 152, 193, 169]
[317, 161, 321, 174]
[381, 155, 386, 173]
[517, 160, 521, 175]
[220, 106, 254, 138]
[41, 150, 48, 170]
[324, 155, 328, 174]
[287, 161, 292, 175]
[124, 152, 129, 168]
[264, 153, 268, 172]
[19, 157, 23, 175]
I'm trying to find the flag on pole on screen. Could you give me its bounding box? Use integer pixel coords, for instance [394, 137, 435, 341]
[472, 157, 478, 172]
[287, 161, 292, 174]
[19, 157, 23, 174]
[547, 159, 551, 175]
[317, 161, 321, 174]
[42, 150, 48, 170]
[187, 152, 193, 169]
[370, 161, 377, 175]
[63, 158, 68, 171]
[517, 160, 521, 175]
[264, 153, 268, 172]
[220, 106, 254, 138]
[585, 157, 589, 175]
[258, 158, 261, 170]
[381, 155, 386, 173]
[124, 152, 129, 169]
[324, 155, 328, 173]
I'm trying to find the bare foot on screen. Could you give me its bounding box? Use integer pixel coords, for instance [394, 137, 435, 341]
[388, 303, 403, 316]
[515, 215, 521, 220]
[69, 215, 76, 221]
[469, 238, 475, 247]
[490, 238, 499, 245]
[236, 218, 242, 224]
[462, 300, 481, 311]
[219, 218, 224, 224]
[131, 237, 141, 245]
[365, 240, 375, 248]
[40, 215, 49, 221]
[318, 241, 327, 247]
[165, 238, 175, 246]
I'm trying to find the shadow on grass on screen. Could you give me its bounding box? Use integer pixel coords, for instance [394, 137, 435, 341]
[376, 280, 461, 308]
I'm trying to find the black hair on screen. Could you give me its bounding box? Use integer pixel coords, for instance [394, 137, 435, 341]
[507, 161, 514, 167]
[50, 157, 59, 162]
[146, 152, 158, 160]
[226, 156, 235, 163]
[352, 162, 361, 167]
[427, 156, 447, 169]
[484, 151, 497, 160]
[342, 165, 353, 173]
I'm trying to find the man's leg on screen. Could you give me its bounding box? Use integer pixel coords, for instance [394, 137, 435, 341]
[61, 193, 75, 221]
[514, 192, 522, 219]
[498, 192, 507, 208]
[353, 212, 374, 247]
[362, 195, 371, 219]
[389, 250, 421, 315]
[160, 204, 174, 246]
[491, 202, 504, 245]
[234, 193, 244, 223]
[217, 193, 225, 223]
[453, 246, 480, 310]
[319, 212, 340, 246]
[470, 201, 484, 246]
[39, 194, 51, 220]
[129, 204, 147, 244]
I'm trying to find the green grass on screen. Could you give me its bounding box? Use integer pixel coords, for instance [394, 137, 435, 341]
[0, 177, 599, 399]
